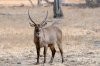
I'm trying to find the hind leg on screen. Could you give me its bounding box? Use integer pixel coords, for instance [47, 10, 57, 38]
[57, 42, 64, 63]
[49, 44, 56, 63]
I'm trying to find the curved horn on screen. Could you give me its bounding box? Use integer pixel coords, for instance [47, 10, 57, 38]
[28, 9, 36, 25]
[41, 11, 48, 25]
[29, 0, 34, 7]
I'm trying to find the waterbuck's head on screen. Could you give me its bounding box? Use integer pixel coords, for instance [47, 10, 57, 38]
[28, 10, 48, 36]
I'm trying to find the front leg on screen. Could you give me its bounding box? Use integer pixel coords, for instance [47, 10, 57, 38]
[36, 47, 40, 64]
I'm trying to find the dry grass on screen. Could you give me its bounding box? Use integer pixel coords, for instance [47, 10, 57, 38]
[0, 6, 100, 66]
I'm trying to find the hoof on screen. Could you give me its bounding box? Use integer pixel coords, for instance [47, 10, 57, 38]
[62, 60, 64, 63]
[49, 61, 53, 63]
[34, 62, 39, 65]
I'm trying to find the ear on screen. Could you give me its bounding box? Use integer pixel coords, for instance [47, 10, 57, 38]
[40, 22, 47, 27]
[29, 22, 35, 27]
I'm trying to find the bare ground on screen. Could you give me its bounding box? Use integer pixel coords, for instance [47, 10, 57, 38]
[0, 6, 100, 66]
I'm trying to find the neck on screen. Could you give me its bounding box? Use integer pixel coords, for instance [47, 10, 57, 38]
[34, 31, 40, 46]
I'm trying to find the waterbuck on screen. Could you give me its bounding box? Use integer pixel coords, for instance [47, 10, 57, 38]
[28, 10, 64, 64]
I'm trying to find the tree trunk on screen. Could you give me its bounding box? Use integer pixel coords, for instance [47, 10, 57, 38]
[53, 0, 63, 18]
[86, 0, 98, 7]
[38, 0, 42, 6]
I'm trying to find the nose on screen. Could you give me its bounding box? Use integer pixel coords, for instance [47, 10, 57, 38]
[37, 32, 39, 35]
